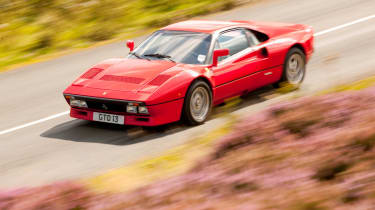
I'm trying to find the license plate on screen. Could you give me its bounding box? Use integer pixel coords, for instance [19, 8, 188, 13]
[93, 112, 124, 125]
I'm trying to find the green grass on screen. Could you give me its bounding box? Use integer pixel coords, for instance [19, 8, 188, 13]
[0, 0, 240, 71]
[318, 75, 375, 95]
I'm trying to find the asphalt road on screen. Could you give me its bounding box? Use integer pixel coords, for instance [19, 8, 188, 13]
[0, 0, 374, 189]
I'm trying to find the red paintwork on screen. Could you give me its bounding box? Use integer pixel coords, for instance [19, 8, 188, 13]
[211, 49, 230, 67]
[70, 98, 183, 126]
[63, 20, 314, 126]
[126, 40, 135, 52]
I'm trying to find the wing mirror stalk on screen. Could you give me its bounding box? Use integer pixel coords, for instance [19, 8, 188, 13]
[126, 40, 135, 52]
[210, 49, 229, 67]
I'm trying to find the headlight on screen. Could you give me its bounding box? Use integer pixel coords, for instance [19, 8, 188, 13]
[126, 103, 149, 114]
[138, 106, 149, 114]
[126, 104, 137, 113]
[70, 99, 88, 108]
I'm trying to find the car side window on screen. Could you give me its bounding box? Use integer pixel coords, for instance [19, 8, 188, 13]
[215, 29, 250, 61]
[244, 29, 260, 47]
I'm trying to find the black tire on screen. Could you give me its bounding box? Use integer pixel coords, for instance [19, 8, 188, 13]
[182, 80, 212, 126]
[273, 47, 306, 88]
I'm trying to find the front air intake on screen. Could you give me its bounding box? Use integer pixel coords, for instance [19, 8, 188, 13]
[81, 68, 103, 79]
[148, 75, 172, 86]
[100, 75, 145, 84]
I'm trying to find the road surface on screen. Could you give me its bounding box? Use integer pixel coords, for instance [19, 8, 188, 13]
[0, 0, 374, 189]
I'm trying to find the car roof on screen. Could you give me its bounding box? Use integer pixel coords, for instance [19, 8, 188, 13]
[161, 20, 246, 33]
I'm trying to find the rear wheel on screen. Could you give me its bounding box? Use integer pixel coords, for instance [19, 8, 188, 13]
[274, 47, 306, 88]
[182, 81, 212, 125]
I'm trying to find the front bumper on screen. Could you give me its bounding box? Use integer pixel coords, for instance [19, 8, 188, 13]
[69, 98, 184, 126]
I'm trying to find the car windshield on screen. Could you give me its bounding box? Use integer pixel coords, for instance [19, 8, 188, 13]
[130, 30, 212, 65]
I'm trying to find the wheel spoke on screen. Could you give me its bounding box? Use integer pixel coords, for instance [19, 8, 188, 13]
[286, 53, 304, 84]
[190, 87, 210, 122]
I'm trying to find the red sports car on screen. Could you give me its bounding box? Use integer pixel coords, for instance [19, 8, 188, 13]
[63, 20, 314, 126]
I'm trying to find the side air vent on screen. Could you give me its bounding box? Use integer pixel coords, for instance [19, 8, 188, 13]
[81, 68, 103, 79]
[148, 75, 172, 86]
[100, 75, 145, 84]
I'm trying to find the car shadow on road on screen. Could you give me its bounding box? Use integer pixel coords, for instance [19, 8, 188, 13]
[211, 85, 278, 115]
[41, 85, 278, 145]
[40, 119, 192, 145]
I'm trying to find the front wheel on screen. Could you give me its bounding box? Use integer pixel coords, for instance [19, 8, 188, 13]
[182, 81, 212, 125]
[274, 47, 306, 88]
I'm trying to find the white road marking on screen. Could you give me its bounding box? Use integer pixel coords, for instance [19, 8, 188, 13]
[0, 14, 374, 136]
[314, 14, 375, 37]
[0, 111, 69, 135]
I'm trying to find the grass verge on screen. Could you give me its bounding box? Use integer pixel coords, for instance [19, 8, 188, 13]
[86, 119, 234, 193]
[0, 0, 260, 72]
[2, 76, 375, 209]
[319, 75, 375, 94]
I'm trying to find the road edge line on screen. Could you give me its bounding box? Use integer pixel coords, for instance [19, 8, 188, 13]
[1, 14, 375, 136]
[0, 111, 69, 136]
[314, 14, 375, 37]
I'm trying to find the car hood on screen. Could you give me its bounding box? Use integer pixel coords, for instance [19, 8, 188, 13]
[72, 58, 178, 93]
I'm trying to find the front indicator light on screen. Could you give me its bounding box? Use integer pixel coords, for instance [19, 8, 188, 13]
[70, 99, 88, 108]
[138, 106, 149, 114]
[64, 95, 71, 100]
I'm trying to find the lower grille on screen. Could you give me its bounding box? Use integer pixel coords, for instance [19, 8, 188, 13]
[86, 101, 126, 113]
[74, 96, 128, 113]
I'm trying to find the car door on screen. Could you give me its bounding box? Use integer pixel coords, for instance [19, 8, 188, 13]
[212, 28, 265, 102]
[245, 28, 282, 87]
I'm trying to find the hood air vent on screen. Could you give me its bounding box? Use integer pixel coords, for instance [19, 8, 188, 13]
[81, 68, 103, 79]
[148, 75, 172, 86]
[100, 75, 145, 84]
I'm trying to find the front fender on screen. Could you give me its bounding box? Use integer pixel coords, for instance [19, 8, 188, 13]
[144, 67, 212, 105]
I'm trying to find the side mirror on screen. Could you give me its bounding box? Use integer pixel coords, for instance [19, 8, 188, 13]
[211, 49, 229, 67]
[126, 40, 135, 52]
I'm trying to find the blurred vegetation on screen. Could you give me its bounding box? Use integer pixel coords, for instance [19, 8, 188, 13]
[0, 0, 238, 70]
[87, 122, 233, 193]
[319, 75, 375, 94]
[3, 81, 375, 209]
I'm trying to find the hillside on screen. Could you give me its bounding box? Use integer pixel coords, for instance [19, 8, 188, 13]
[0, 0, 239, 70]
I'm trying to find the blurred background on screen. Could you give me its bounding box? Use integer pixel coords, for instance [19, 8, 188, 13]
[0, 0, 238, 70]
[1, 0, 375, 209]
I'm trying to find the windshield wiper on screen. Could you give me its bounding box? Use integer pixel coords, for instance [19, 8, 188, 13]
[130, 52, 150, 61]
[144, 53, 175, 63]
